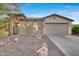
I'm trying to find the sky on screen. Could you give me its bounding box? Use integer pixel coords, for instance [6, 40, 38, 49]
[19, 3, 79, 24]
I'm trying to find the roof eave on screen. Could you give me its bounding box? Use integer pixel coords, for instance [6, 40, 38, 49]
[44, 14, 74, 22]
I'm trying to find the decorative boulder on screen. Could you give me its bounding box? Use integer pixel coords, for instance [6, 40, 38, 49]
[36, 42, 48, 56]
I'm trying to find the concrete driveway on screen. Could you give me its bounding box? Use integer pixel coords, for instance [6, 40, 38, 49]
[47, 35, 79, 56]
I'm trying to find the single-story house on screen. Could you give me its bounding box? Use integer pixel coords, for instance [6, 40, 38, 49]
[8, 13, 73, 35]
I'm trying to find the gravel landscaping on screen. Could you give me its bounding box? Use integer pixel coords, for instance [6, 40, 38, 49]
[0, 35, 65, 56]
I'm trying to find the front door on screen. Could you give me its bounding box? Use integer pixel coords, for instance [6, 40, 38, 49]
[13, 23, 19, 34]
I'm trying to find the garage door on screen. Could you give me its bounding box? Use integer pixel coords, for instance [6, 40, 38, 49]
[44, 23, 68, 35]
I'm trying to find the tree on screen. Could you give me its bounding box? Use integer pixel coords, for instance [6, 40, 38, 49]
[72, 24, 79, 35]
[6, 3, 21, 14]
[0, 17, 10, 35]
[0, 3, 21, 35]
[0, 3, 21, 17]
[0, 4, 7, 15]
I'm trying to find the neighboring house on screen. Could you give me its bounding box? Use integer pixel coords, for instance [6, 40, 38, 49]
[8, 13, 73, 35]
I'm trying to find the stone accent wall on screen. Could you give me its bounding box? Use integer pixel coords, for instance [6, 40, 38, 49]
[9, 14, 25, 35]
[9, 14, 16, 35]
[19, 20, 43, 35]
[9, 14, 43, 35]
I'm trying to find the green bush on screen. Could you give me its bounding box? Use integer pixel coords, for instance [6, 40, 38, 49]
[72, 24, 79, 35]
[0, 17, 10, 35]
[25, 23, 35, 34]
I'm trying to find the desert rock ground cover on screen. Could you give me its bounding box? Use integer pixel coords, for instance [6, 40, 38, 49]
[0, 35, 64, 56]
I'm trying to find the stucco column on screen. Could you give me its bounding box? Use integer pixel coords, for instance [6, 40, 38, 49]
[68, 23, 72, 35]
[43, 21, 46, 35]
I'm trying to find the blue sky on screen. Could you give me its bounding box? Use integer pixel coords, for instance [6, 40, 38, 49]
[19, 3, 79, 24]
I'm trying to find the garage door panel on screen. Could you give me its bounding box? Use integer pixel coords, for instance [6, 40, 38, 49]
[45, 23, 68, 35]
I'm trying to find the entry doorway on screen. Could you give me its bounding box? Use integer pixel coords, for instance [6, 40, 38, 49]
[13, 23, 20, 35]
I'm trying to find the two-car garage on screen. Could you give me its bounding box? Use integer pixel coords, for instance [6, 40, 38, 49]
[44, 23, 68, 35]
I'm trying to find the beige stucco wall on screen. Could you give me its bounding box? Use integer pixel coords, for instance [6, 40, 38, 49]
[44, 16, 71, 23]
[44, 16, 72, 35]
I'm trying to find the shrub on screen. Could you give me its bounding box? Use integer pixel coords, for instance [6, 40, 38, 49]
[0, 17, 10, 35]
[25, 23, 35, 34]
[72, 24, 79, 35]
